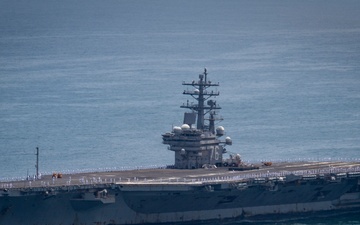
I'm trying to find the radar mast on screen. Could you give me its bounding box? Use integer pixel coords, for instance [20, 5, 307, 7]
[181, 68, 222, 131]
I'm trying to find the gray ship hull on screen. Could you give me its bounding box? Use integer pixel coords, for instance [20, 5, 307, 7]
[1, 170, 360, 225]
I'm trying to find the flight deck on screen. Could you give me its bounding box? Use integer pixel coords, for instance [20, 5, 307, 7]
[2, 161, 360, 190]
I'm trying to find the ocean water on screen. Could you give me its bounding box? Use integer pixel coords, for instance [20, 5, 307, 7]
[0, 0, 360, 223]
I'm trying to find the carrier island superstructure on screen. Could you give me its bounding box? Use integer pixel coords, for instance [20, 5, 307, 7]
[162, 68, 232, 169]
[1, 69, 360, 225]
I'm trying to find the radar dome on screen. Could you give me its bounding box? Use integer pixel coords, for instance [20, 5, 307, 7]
[173, 126, 182, 134]
[225, 136, 232, 145]
[194, 89, 200, 94]
[181, 124, 190, 130]
[216, 126, 225, 136]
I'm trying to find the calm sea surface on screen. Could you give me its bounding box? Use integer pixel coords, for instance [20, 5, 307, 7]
[1, 0, 360, 223]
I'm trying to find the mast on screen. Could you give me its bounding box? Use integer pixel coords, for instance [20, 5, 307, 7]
[181, 68, 221, 130]
[35, 147, 39, 179]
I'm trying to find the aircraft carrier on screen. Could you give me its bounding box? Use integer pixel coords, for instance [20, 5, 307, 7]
[1, 69, 360, 225]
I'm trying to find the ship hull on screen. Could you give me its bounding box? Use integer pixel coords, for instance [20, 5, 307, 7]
[1, 177, 359, 225]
